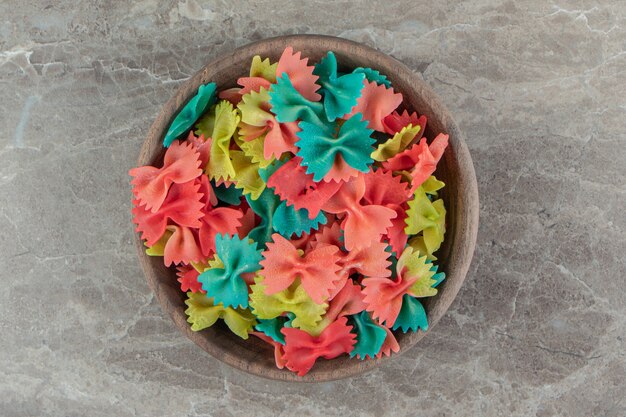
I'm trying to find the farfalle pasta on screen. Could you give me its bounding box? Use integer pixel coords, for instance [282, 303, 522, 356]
[130, 47, 451, 376]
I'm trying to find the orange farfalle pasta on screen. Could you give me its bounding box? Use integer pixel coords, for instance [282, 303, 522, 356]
[266, 157, 342, 219]
[322, 174, 397, 251]
[260, 234, 342, 304]
[383, 109, 427, 137]
[132, 180, 204, 246]
[276, 46, 321, 101]
[346, 80, 402, 132]
[129, 140, 202, 212]
[282, 317, 356, 376]
[236, 205, 258, 239]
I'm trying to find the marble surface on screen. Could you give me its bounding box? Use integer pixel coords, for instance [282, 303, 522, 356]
[1, 0, 625, 416]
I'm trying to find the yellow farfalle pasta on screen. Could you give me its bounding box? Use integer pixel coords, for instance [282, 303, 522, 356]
[184, 292, 257, 339]
[249, 276, 328, 331]
[371, 124, 420, 161]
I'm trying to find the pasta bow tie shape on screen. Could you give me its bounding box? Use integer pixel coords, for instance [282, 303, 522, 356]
[130, 46, 451, 376]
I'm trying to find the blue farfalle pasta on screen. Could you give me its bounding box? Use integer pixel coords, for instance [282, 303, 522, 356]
[197, 234, 262, 308]
[314, 51, 365, 121]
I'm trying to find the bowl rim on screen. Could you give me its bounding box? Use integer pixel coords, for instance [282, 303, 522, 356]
[134, 34, 479, 382]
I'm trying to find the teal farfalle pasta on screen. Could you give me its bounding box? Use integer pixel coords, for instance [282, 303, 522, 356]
[314, 51, 365, 121]
[163, 82, 217, 147]
[349, 311, 388, 360]
[130, 46, 453, 377]
[392, 294, 429, 333]
[268, 74, 325, 126]
[255, 317, 289, 344]
[353, 67, 392, 88]
[296, 114, 375, 181]
[198, 234, 262, 308]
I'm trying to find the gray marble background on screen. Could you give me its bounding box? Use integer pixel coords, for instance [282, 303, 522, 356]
[1, 0, 624, 416]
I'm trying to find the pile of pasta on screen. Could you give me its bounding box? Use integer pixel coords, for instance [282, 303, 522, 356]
[130, 47, 449, 376]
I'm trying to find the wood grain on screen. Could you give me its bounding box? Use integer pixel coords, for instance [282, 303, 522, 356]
[134, 35, 479, 382]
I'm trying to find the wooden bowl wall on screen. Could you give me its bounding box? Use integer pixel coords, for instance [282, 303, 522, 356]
[134, 35, 479, 382]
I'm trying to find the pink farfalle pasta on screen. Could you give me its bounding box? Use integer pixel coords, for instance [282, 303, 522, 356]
[130, 46, 451, 377]
[322, 174, 397, 251]
[267, 156, 342, 219]
[260, 233, 342, 304]
[346, 79, 403, 132]
[130, 140, 203, 212]
[132, 180, 204, 246]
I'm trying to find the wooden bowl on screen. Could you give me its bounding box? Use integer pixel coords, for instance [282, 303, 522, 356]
[134, 35, 479, 382]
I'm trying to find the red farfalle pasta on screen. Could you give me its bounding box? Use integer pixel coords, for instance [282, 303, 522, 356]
[129, 140, 202, 212]
[132, 180, 204, 246]
[346, 80, 403, 132]
[267, 157, 342, 219]
[196, 176, 243, 257]
[322, 174, 397, 251]
[383, 109, 427, 137]
[252, 332, 287, 369]
[236, 205, 258, 239]
[324, 280, 366, 320]
[282, 317, 356, 376]
[276, 46, 321, 101]
[176, 265, 204, 293]
[218, 87, 243, 105]
[363, 169, 411, 254]
[260, 234, 342, 303]
[384, 133, 449, 192]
